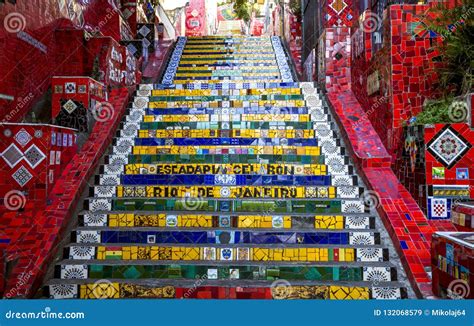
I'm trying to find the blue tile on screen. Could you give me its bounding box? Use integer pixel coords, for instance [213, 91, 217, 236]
[400, 240, 408, 250]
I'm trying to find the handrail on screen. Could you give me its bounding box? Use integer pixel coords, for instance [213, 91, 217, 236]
[155, 2, 177, 40]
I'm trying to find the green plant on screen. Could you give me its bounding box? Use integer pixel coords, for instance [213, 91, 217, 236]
[427, 0, 474, 97]
[414, 97, 455, 125]
[233, 0, 251, 23]
[289, 0, 301, 18]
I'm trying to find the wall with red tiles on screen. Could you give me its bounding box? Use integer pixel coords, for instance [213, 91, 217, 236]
[431, 232, 473, 299]
[185, 0, 207, 37]
[0, 0, 134, 123]
[250, 17, 264, 36]
[0, 0, 145, 298]
[0, 123, 77, 247]
[51, 77, 106, 119]
[286, 12, 303, 77]
[318, 0, 353, 92]
[86, 37, 139, 88]
[351, 5, 441, 159]
[121, 0, 138, 36]
[392, 125, 428, 212]
[351, 9, 393, 147]
[3, 88, 134, 298]
[424, 123, 474, 220]
[452, 203, 474, 231]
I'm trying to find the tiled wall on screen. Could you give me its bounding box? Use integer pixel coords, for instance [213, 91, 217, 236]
[51, 77, 107, 124]
[3, 88, 134, 298]
[269, 5, 303, 77]
[351, 5, 441, 158]
[0, 0, 133, 123]
[318, 0, 353, 92]
[393, 125, 428, 212]
[0, 123, 77, 245]
[315, 0, 462, 298]
[424, 123, 474, 220]
[185, 0, 207, 36]
[451, 203, 474, 231]
[431, 232, 473, 299]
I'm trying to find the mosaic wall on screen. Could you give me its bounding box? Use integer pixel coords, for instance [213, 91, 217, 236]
[269, 4, 303, 76]
[185, 0, 207, 37]
[351, 9, 392, 147]
[351, 4, 440, 158]
[314, 0, 354, 92]
[310, 1, 462, 298]
[0, 0, 135, 123]
[51, 77, 107, 129]
[87, 37, 139, 87]
[0, 123, 77, 244]
[393, 125, 428, 212]
[424, 123, 474, 220]
[451, 203, 474, 231]
[431, 232, 473, 299]
[2, 88, 134, 298]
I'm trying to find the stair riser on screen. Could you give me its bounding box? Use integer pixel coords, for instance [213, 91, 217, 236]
[70, 230, 380, 246]
[79, 214, 374, 230]
[65, 245, 389, 263]
[55, 264, 396, 283]
[85, 198, 369, 214]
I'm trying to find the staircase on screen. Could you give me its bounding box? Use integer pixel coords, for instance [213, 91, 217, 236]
[44, 36, 411, 299]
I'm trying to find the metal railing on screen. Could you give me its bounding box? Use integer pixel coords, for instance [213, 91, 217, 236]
[156, 2, 177, 40]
